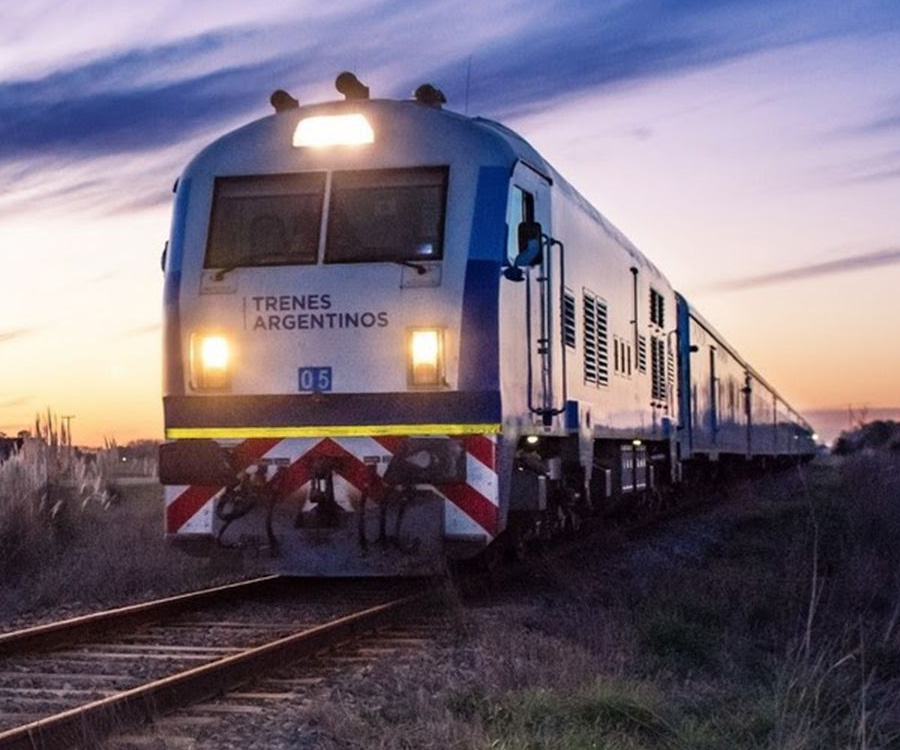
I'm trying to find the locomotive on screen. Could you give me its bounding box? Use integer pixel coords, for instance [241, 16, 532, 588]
[159, 73, 816, 575]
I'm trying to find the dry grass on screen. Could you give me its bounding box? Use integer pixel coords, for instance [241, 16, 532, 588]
[4, 431, 899, 748]
[296, 457, 900, 750]
[0, 415, 242, 625]
[770, 455, 900, 749]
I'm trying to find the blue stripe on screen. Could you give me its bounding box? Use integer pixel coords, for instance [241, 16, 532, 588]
[458, 166, 508, 390]
[565, 400, 579, 431]
[163, 178, 191, 395]
[164, 391, 501, 428]
[675, 293, 692, 448]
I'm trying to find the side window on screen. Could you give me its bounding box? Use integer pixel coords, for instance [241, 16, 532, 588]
[506, 186, 535, 263]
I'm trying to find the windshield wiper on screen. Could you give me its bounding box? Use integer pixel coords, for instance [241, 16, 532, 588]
[213, 265, 240, 281]
[395, 259, 428, 275]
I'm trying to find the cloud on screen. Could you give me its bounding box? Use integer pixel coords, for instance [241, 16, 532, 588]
[0, 136, 194, 219]
[0, 2, 435, 210]
[851, 111, 900, 136]
[2, 0, 898, 215]
[0, 50, 278, 160]
[0, 1, 463, 164]
[125, 323, 162, 336]
[814, 144, 900, 187]
[406, 0, 900, 120]
[700, 247, 900, 291]
[0, 328, 35, 344]
[82, 270, 119, 286]
[0, 396, 33, 409]
[847, 165, 900, 184]
[0, 12, 405, 164]
[5, 0, 897, 165]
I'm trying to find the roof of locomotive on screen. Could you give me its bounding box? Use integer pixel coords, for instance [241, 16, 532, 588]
[180, 96, 666, 279]
[183, 98, 529, 176]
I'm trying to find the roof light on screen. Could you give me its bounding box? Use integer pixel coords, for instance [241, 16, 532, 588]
[335, 72, 370, 100]
[293, 114, 374, 147]
[413, 83, 446, 109]
[270, 89, 299, 113]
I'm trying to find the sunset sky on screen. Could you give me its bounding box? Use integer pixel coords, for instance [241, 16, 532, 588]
[1, 0, 898, 445]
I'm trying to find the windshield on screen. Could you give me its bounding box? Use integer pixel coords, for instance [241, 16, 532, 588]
[325, 167, 447, 264]
[204, 173, 325, 269]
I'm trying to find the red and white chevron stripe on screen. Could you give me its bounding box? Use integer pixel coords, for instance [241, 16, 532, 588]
[164, 434, 499, 540]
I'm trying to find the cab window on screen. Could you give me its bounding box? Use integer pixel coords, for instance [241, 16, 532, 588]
[325, 167, 447, 264]
[204, 173, 325, 269]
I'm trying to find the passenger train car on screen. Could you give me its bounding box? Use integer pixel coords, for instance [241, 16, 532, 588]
[159, 74, 816, 575]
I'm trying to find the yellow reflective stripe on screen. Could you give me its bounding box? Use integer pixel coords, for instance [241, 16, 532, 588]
[166, 423, 502, 439]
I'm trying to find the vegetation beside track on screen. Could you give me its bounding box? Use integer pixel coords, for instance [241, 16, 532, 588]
[3, 426, 900, 748]
[0, 434, 241, 624]
[297, 455, 900, 750]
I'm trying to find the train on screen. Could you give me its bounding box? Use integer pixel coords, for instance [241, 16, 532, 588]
[158, 73, 816, 575]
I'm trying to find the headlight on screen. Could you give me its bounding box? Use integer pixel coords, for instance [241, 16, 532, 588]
[408, 328, 444, 386]
[190, 333, 231, 390]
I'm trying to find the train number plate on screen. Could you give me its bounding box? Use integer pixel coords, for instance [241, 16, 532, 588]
[298, 366, 332, 392]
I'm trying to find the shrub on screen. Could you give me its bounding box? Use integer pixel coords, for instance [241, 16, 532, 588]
[832, 420, 900, 455]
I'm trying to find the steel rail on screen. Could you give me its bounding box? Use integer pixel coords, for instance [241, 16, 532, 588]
[0, 575, 281, 657]
[0, 591, 428, 750]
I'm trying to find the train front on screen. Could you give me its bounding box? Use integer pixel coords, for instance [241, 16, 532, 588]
[159, 87, 512, 575]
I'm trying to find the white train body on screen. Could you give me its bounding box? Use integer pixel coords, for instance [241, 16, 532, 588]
[160, 85, 814, 575]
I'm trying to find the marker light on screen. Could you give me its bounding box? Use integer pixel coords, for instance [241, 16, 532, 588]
[293, 114, 374, 147]
[190, 334, 231, 390]
[408, 328, 443, 386]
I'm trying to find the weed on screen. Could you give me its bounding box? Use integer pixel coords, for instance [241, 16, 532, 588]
[0, 414, 240, 622]
[638, 605, 718, 672]
[299, 457, 900, 750]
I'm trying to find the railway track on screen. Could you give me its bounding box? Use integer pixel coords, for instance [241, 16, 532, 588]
[0, 577, 433, 750]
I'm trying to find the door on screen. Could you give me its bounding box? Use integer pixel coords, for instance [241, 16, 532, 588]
[505, 161, 558, 425]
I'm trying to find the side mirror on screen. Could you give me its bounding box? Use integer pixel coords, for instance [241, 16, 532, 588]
[502, 221, 544, 281]
[160, 241, 168, 273]
[516, 221, 543, 267]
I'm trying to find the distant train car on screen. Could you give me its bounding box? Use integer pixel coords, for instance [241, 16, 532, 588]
[159, 74, 815, 575]
[676, 296, 816, 468]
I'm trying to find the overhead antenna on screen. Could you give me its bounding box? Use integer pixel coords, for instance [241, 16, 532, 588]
[464, 55, 472, 116]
